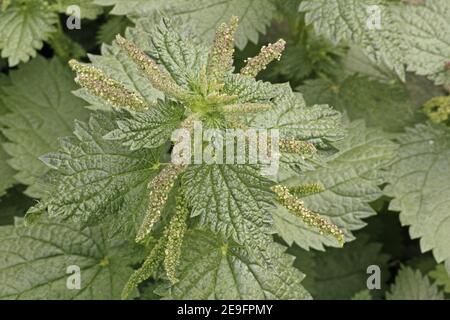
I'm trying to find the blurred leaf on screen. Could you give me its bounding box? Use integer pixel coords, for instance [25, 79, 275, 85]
[0, 0, 57, 66]
[0, 56, 90, 198]
[386, 266, 444, 300]
[290, 234, 390, 299]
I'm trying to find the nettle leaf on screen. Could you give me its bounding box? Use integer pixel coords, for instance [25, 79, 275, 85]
[135, 17, 208, 88]
[273, 121, 397, 251]
[158, 229, 311, 300]
[0, 143, 15, 197]
[222, 74, 282, 104]
[386, 266, 444, 300]
[299, 75, 422, 133]
[291, 235, 390, 300]
[104, 101, 184, 150]
[0, 76, 15, 196]
[385, 123, 450, 277]
[0, 77, 15, 196]
[300, 0, 450, 86]
[429, 264, 450, 294]
[0, 220, 142, 299]
[182, 165, 274, 246]
[94, 0, 277, 49]
[351, 290, 372, 300]
[299, 0, 405, 79]
[52, 0, 103, 20]
[97, 16, 133, 45]
[0, 0, 57, 66]
[249, 88, 344, 143]
[40, 113, 161, 238]
[0, 56, 90, 198]
[395, 0, 450, 86]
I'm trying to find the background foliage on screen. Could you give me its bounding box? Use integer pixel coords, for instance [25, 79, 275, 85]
[0, 0, 449, 300]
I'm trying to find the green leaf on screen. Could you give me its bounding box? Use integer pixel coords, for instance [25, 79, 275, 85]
[273, 121, 397, 250]
[94, 0, 277, 49]
[299, 0, 405, 79]
[0, 56, 90, 198]
[40, 113, 161, 238]
[103, 101, 184, 151]
[0, 219, 142, 299]
[249, 87, 344, 143]
[395, 0, 450, 86]
[342, 45, 397, 83]
[0, 138, 15, 197]
[97, 16, 133, 44]
[429, 264, 450, 294]
[158, 229, 311, 299]
[291, 235, 389, 300]
[223, 74, 282, 104]
[300, 0, 450, 86]
[51, 0, 103, 20]
[182, 165, 274, 246]
[132, 17, 208, 89]
[351, 290, 372, 300]
[386, 266, 444, 300]
[0, 76, 15, 196]
[299, 75, 422, 133]
[384, 123, 450, 277]
[0, 0, 57, 66]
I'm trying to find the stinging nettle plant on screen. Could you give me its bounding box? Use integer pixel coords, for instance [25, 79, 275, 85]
[1, 0, 450, 301]
[20, 16, 349, 299]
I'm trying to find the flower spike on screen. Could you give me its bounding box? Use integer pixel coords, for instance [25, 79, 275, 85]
[279, 139, 317, 155]
[164, 193, 189, 284]
[115, 35, 191, 101]
[121, 235, 167, 300]
[289, 183, 325, 197]
[207, 16, 239, 88]
[240, 39, 286, 77]
[68, 59, 147, 111]
[272, 185, 344, 245]
[136, 164, 186, 243]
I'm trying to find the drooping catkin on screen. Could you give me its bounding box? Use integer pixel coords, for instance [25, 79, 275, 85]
[115, 35, 191, 101]
[272, 185, 344, 245]
[240, 39, 286, 77]
[121, 235, 166, 300]
[69, 59, 147, 111]
[135, 164, 186, 243]
[164, 194, 189, 284]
